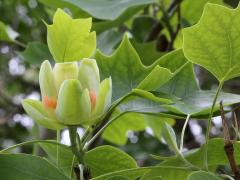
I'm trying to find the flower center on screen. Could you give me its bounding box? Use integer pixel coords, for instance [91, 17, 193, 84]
[43, 96, 57, 109]
[89, 90, 97, 111]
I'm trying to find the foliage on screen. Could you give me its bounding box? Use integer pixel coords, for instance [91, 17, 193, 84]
[1, 0, 240, 180]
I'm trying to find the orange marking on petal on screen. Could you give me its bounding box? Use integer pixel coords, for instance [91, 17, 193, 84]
[89, 90, 97, 111]
[43, 96, 57, 109]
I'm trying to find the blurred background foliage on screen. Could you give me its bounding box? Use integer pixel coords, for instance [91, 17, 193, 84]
[0, 0, 240, 167]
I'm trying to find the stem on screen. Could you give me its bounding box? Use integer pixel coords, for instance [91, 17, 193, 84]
[14, 40, 26, 48]
[0, 140, 68, 153]
[177, 153, 199, 171]
[204, 81, 224, 170]
[31, 123, 39, 155]
[56, 130, 60, 168]
[83, 112, 127, 151]
[79, 164, 84, 180]
[167, 0, 181, 51]
[68, 127, 82, 163]
[180, 114, 191, 152]
[70, 155, 76, 179]
[219, 174, 235, 180]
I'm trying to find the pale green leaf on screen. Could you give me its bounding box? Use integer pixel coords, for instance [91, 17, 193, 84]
[183, 3, 240, 82]
[47, 9, 96, 62]
[102, 112, 146, 145]
[181, 0, 225, 25]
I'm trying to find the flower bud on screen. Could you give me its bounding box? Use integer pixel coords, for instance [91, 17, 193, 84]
[53, 62, 78, 92]
[78, 58, 100, 93]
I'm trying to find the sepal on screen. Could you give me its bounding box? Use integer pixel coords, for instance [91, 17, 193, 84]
[22, 99, 64, 130]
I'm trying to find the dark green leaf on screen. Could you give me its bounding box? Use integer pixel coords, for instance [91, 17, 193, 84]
[62, 0, 156, 20]
[188, 171, 220, 180]
[39, 142, 75, 178]
[161, 90, 240, 115]
[97, 29, 123, 55]
[0, 153, 69, 180]
[85, 145, 137, 177]
[20, 42, 53, 67]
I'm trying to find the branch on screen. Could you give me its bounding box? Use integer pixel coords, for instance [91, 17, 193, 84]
[220, 101, 240, 180]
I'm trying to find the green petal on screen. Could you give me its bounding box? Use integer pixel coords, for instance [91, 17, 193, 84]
[53, 62, 79, 92]
[56, 79, 83, 125]
[79, 88, 91, 125]
[39, 60, 57, 99]
[78, 58, 100, 92]
[92, 77, 112, 122]
[22, 99, 64, 130]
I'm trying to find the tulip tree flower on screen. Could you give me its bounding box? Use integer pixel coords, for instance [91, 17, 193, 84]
[22, 59, 112, 130]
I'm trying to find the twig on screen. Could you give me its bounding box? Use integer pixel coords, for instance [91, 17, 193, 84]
[144, 0, 180, 43]
[167, 0, 181, 51]
[180, 114, 191, 152]
[220, 101, 240, 180]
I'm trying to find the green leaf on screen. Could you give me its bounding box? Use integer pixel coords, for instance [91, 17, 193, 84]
[105, 176, 131, 180]
[62, 0, 156, 20]
[20, 42, 53, 67]
[0, 153, 69, 180]
[47, 9, 96, 62]
[160, 90, 240, 116]
[102, 112, 146, 145]
[92, 166, 190, 180]
[158, 62, 199, 98]
[145, 138, 240, 179]
[98, 48, 189, 145]
[137, 66, 173, 91]
[141, 167, 191, 180]
[145, 116, 175, 140]
[183, 3, 240, 82]
[92, 168, 149, 180]
[166, 138, 240, 167]
[84, 145, 137, 177]
[162, 123, 179, 154]
[0, 21, 18, 42]
[188, 171, 220, 180]
[131, 40, 164, 66]
[132, 89, 173, 104]
[39, 142, 75, 178]
[95, 35, 185, 101]
[181, 0, 225, 26]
